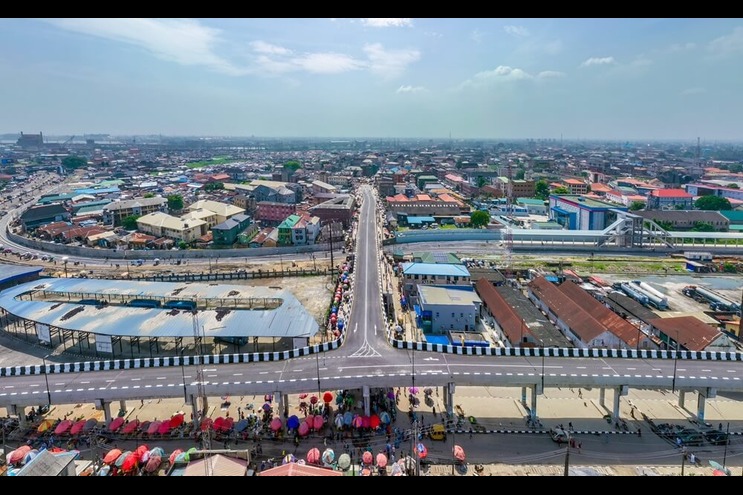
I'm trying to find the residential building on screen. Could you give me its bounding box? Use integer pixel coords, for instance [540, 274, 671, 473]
[136, 211, 206, 243]
[562, 178, 588, 195]
[277, 214, 301, 246]
[309, 195, 355, 227]
[102, 197, 168, 226]
[20, 203, 70, 230]
[400, 262, 471, 307]
[211, 213, 252, 246]
[256, 201, 295, 226]
[187, 199, 245, 224]
[647, 188, 694, 210]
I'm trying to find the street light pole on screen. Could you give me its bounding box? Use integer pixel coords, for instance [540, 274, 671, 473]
[180, 349, 188, 404]
[723, 421, 730, 469]
[42, 354, 52, 407]
[672, 331, 681, 394]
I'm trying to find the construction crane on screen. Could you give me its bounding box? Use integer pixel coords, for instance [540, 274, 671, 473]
[191, 309, 211, 450]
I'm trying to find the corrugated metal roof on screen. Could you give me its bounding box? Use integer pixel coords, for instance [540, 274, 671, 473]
[0, 264, 44, 285]
[0, 278, 318, 339]
[402, 262, 470, 277]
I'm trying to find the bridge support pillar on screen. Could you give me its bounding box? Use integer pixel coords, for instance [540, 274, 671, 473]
[362, 386, 371, 417]
[599, 388, 606, 408]
[678, 390, 685, 409]
[521, 387, 527, 408]
[275, 392, 286, 419]
[95, 399, 113, 424]
[613, 386, 628, 419]
[119, 400, 127, 416]
[189, 395, 199, 423]
[446, 382, 455, 418]
[530, 385, 539, 421]
[696, 388, 716, 423]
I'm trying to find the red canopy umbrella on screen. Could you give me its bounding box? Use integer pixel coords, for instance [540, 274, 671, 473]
[416, 443, 428, 459]
[299, 393, 308, 399]
[8, 445, 32, 465]
[313, 415, 324, 430]
[54, 419, 73, 435]
[310, 395, 318, 404]
[121, 452, 140, 473]
[108, 416, 125, 432]
[70, 419, 87, 436]
[220, 417, 234, 432]
[270, 417, 282, 432]
[323, 391, 334, 403]
[147, 420, 162, 435]
[370, 415, 381, 429]
[170, 414, 184, 429]
[122, 420, 140, 435]
[135, 444, 149, 459]
[169, 449, 183, 465]
[306, 447, 321, 464]
[103, 448, 123, 465]
[361, 416, 371, 428]
[298, 421, 310, 437]
[362, 451, 373, 465]
[453, 445, 465, 462]
[200, 418, 212, 431]
[157, 421, 171, 435]
[376, 453, 388, 468]
[213, 417, 225, 430]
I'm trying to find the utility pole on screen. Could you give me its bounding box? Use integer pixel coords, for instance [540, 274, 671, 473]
[563, 432, 571, 476]
[191, 310, 210, 452]
[723, 421, 730, 469]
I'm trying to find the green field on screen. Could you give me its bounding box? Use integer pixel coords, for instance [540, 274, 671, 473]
[186, 157, 238, 169]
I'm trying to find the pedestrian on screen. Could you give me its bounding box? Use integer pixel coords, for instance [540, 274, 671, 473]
[578, 389, 582, 399]
[469, 428, 473, 439]
[577, 442, 582, 453]
[432, 405, 436, 417]
[630, 409, 635, 419]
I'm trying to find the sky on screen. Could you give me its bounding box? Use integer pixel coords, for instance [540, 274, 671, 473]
[1, 18, 743, 141]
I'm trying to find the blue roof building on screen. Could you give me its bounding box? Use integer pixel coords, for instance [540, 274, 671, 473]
[400, 262, 471, 306]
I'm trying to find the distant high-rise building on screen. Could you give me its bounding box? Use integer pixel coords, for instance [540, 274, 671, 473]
[17, 132, 43, 148]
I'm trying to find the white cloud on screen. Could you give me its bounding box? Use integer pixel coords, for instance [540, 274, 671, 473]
[363, 43, 421, 78]
[396, 85, 426, 94]
[361, 18, 412, 28]
[681, 87, 706, 95]
[536, 70, 565, 79]
[43, 18, 246, 76]
[459, 65, 533, 89]
[580, 56, 616, 67]
[504, 25, 530, 37]
[470, 29, 485, 44]
[293, 52, 365, 74]
[708, 27, 743, 56]
[249, 40, 292, 56]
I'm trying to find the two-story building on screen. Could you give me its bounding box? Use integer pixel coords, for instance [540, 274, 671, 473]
[646, 188, 694, 210]
[416, 285, 481, 334]
[400, 262, 471, 307]
[211, 213, 253, 246]
[102, 197, 168, 226]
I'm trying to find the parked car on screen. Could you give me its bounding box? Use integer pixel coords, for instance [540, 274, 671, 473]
[704, 430, 730, 445]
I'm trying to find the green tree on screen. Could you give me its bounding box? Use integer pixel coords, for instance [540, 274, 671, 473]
[284, 160, 301, 172]
[122, 215, 140, 230]
[695, 195, 732, 210]
[691, 221, 715, 232]
[514, 168, 525, 180]
[476, 176, 489, 188]
[61, 156, 87, 170]
[143, 192, 155, 198]
[178, 241, 189, 250]
[167, 194, 184, 211]
[203, 182, 224, 192]
[534, 180, 550, 200]
[552, 186, 570, 195]
[470, 210, 490, 229]
[652, 220, 675, 231]
[726, 183, 740, 189]
[629, 201, 646, 211]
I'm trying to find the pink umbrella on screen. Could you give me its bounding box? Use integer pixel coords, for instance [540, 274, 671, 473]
[122, 420, 140, 435]
[147, 420, 162, 435]
[306, 414, 314, 427]
[362, 451, 373, 465]
[108, 416, 125, 432]
[352, 415, 363, 428]
[409, 387, 419, 395]
[70, 419, 87, 436]
[8, 445, 31, 465]
[157, 421, 171, 435]
[299, 393, 308, 399]
[298, 421, 310, 437]
[453, 445, 465, 462]
[376, 453, 388, 468]
[310, 396, 318, 404]
[54, 420, 73, 435]
[306, 447, 321, 464]
[313, 415, 324, 430]
[270, 417, 282, 432]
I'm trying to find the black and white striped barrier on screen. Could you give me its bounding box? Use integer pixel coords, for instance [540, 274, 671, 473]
[391, 339, 743, 361]
[0, 332, 347, 377]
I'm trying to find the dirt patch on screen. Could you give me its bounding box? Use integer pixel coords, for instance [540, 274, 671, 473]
[50, 302, 62, 311]
[60, 306, 85, 321]
[227, 290, 240, 297]
[166, 309, 180, 316]
[171, 287, 186, 296]
[215, 308, 231, 322]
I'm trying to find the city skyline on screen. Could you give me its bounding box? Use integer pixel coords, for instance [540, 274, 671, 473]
[2, 18, 743, 141]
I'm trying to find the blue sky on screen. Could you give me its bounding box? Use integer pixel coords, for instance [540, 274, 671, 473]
[1, 18, 743, 141]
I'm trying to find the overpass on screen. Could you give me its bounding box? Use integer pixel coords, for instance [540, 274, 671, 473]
[1, 185, 743, 429]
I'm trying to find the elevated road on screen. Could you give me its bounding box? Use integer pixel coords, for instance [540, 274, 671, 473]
[0, 186, 743, 416]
